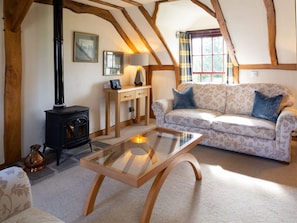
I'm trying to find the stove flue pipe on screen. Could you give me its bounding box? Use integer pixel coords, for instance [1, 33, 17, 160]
[53, 0, 65, 108]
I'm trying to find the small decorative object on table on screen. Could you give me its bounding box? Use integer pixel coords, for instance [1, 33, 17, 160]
[110, 79, 121, 89]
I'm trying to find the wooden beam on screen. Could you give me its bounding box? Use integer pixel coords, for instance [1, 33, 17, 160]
[191, 0, 216, 18]
[122, 9, 161, 65]
[239, 63, 297, 70]
[233, 66, 239, 84]
[64, 0, 139, 53]
[139, 6, 177, 67]
[89, 0, 124, 10]
[121, 0, 142, 7]
[211, 0, 238, 67]
[35, 0, 139, 53]
[263, 0, 278, 65]
[3, 0, 33, 164]
[9, 0, 34, 32]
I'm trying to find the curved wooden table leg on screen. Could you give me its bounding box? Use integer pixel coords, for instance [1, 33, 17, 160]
[140, 153, 202, 223]
[83, 174, 105, 216]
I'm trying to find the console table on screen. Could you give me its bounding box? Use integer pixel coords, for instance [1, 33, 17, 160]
[104, 85, 151, 137]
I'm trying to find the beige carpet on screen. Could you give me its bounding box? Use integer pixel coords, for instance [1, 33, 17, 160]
[31, 122, 297, 223]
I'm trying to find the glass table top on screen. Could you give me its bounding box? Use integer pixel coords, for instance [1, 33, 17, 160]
[80, 127, 202, 187]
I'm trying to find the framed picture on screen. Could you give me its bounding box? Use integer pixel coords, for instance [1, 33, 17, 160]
[103, 51, 124, 75]
[73, 32, 99, 62]
[110, 79, 121, 90]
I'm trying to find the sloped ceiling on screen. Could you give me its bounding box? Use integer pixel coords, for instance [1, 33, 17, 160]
[37, 0, 296, 67]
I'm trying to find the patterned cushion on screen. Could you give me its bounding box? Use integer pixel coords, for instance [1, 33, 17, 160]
[172, 87, 196, 109]
[165, 108, 222, 129]
[177, 83, 227, 113]
[212, 114, 276, 140]
[251, 91, 283, 123]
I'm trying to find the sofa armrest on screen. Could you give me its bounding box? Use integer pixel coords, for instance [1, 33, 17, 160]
[0, 166, 32, 222]
[151, 99, 173, 126]
[275, 107, 297, 142]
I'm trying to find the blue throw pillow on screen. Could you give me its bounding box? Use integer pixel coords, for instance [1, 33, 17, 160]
[251, 91, 283, 123]
[172, 87, 197, 109]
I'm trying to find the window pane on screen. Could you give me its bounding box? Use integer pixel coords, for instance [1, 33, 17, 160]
[212, 74, 224, 83]
[213, 37, 223, 54]
[213, 55, 223, 72]
[192, 74, 201, 82]
[202, 38, 212, 55]
[201, 74, 211, 82]
[192, 55, 201, 72]
[202, 56, 212, 72]
[192, 38, 201, 55]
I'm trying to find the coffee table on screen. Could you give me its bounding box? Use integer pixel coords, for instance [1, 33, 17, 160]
[80, 127, 203, 223]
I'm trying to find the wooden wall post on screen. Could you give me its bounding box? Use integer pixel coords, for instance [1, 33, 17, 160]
[3, 0, 33, 164]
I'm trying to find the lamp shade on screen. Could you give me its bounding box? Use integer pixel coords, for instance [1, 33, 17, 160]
[130, 53, 149, 66]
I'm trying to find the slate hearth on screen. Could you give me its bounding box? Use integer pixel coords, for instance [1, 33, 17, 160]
[14, 141, 109, 185]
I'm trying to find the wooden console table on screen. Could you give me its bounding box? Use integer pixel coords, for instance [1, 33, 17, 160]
[104, 85, 151, 137]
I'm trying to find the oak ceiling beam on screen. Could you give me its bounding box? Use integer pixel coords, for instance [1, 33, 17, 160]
[35, 0, 139, 53]
[191, 0, 216, 18]
[6, 0, 34, 32]
[122, 9, 162, 65]
[239, 64, 296, 70]
[89, 0, 124, 10]
[121, 0, 142, 7]
[139, 5, 177, 66]
[263, 0, 278, 66]
[211, 0, 238, 67]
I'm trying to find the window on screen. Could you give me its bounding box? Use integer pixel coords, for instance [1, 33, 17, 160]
[190, 29, 228, 83]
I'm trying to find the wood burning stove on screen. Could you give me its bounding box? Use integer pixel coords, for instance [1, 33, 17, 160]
[43, 1, 92, 165]
[44, 106, 92, 165]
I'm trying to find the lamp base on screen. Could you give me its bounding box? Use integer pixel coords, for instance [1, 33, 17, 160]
[134, 81, 143, 86]
[134, 68, 144, 86]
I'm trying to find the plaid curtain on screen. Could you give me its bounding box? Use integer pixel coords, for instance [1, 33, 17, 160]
[179, 32, 192, 83]
[226, 54, 234, 84]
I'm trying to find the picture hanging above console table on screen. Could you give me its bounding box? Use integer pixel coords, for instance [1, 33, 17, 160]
[103, 51, 124, 75]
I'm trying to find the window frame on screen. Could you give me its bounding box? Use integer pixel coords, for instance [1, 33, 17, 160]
[189, 29, 228, 83]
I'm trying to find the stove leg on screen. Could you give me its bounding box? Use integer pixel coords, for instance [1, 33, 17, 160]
[56, 149, 62, 166]
[89, 141, 93, 152]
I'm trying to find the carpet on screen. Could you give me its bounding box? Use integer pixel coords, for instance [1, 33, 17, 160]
[31, 142, 297, 223]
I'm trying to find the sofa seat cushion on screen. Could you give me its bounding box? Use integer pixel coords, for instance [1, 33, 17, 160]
[165, 108, 222, 129]
[2, 207, 64, 223]
[211, 114, 276, 140]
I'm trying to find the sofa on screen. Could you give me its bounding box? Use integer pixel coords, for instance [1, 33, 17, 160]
[152, 82, 297, 163]
[0, 166, 64, 223]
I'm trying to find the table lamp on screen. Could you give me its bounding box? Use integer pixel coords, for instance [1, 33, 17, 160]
[130, 53, 149, 86]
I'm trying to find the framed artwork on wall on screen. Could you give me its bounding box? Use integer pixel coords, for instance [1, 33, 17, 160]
[73, 32, 99, 62]
[103, 51, 124, 75]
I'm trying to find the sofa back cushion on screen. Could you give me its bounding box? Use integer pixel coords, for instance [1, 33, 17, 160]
[225, 83, 295, 115]
[177, 83, 227, 113]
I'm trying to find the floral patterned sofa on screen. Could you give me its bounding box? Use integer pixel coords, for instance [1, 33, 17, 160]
[0, 166, 64, 223]
[152, 82, 297, 163]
